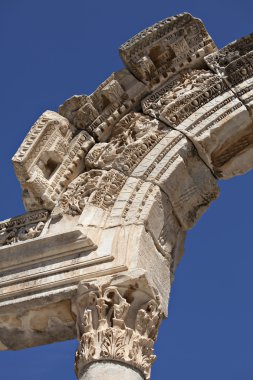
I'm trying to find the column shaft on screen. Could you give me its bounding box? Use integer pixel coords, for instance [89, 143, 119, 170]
[80, 361, 144, 380]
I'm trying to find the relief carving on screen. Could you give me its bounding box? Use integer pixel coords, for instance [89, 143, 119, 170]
[11, 27, 253, 249]
[1, 11, 253, 377]
[59, 70, 147, 143]
[120, 13, 216, 87]
[142, 69, 228, 126]
[59, 169, 127, 215]
[141, 67, 253, 179]
[85, 112, 170, 175]
[204, 34, 253, 75]
[72, 280, 162, 380]
[12, 111, 95, 211]
[205, 34, 253, 115]
[0, 210, 48, 246]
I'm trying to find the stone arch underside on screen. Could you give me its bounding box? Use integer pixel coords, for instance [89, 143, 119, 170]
[0, 12, 252, 380]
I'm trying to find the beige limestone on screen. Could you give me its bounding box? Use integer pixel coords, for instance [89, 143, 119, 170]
[0, 11, 253, 380]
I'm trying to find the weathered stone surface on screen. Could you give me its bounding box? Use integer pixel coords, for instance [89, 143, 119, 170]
[1, 11, 253, 380]
[0, 197, 172, 351]
[58, 169, 127, 216]
[0, 300, 75, 350]
[142, 69, 253, 179]
[205, 34, 253, 74]
[12, 111, 95, 211]
[72, 273, 162, 380]
[106, 176, 184, 265]
[82, 112, 219, 229]
[120, 13, 216, 89]
[127, 127, 219, 229]
[59, 69, 147, 142]
[0, 209, 48, 246]
[85, 113, 170, 173]
[205, 34, 253, 115]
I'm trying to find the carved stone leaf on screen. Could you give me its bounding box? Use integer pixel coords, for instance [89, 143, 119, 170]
[79, 332, 96, 362]
[73, 281, 162, 380]
[101, 328, 127, 360]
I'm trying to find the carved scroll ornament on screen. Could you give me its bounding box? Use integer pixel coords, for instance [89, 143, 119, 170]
[72, 281, 162, 380]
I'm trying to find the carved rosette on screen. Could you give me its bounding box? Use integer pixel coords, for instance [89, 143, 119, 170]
[72, 282, 162, 380]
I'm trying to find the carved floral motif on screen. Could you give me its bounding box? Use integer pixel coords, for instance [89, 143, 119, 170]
[1, 12, 253, 375]
[0, 210, 48, 246]
[142, 69, 228, 126]
[85, 112, 170, 175]
[73, 282, 162, 380]
[59, 169, 127, 215]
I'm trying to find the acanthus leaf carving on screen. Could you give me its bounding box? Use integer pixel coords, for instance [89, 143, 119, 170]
[72, 280, 162, 380]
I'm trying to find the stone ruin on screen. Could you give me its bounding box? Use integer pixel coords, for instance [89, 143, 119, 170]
[0, 13, 253, 380]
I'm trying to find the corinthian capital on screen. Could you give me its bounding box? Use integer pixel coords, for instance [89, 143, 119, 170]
[72, 275, 162, 380]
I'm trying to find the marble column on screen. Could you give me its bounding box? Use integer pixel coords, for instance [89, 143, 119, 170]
[79, 361, 144, 380]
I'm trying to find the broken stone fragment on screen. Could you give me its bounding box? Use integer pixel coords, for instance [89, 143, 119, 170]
[59, 69, 147, 142]
[120, 13, 217, 89]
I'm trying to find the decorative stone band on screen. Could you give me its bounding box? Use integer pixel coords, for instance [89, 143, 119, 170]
[72, 278, 162, 380]
[0, 210, 49, 246]
[119, 13, 216, 88]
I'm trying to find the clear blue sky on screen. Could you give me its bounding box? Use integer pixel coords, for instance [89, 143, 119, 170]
[0, 1, 253, 379]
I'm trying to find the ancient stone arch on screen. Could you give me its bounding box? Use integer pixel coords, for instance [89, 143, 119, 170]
[0, 13, 252, 380]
